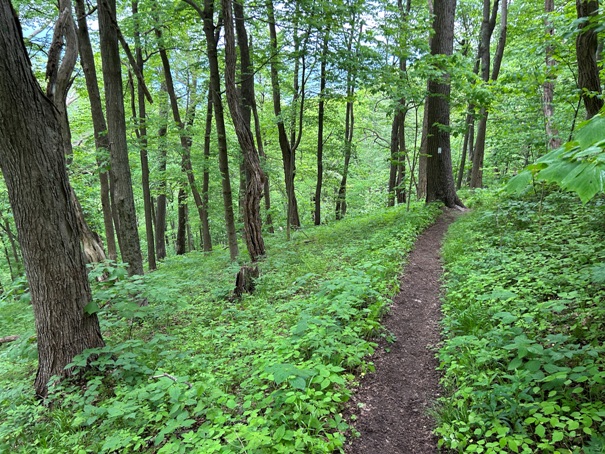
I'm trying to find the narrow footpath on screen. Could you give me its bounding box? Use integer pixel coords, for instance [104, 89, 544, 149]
[345, 209, 459, 453]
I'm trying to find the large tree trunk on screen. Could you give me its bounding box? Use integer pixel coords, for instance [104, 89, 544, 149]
[98, 0, 144, 275]
[576, 0, 603, 119]
[74, 0, 117, 261]
[223, 0, 266, 261]
[266, 0, 301, 229]
[0, 1, 105, 398]
[425, 0, 464, 208]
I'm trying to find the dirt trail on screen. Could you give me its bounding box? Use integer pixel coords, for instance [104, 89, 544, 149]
[345, 209, 459, 454]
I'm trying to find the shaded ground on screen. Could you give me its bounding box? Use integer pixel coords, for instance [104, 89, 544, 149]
[345, 209, 460, 454]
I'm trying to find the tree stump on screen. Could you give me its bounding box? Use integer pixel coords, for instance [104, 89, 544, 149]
[234, 265, 259, 297]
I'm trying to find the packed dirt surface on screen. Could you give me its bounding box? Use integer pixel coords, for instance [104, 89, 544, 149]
[345, 209, 460, 454]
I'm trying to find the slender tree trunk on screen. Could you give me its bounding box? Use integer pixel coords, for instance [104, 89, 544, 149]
[470, 0, 505, 188]
[201, 90, 213, 251]
[543, 0, 561, 149]
[576, 0, 603, 119]
[425, 0, 464, 208]
[315, 28, 329, 225]
[132, 0, 156, 270]
[266, 0, 301, 229]
[192, 0, 239, 260]
[74, 0, 117, 261]
[155, 84, 169, 260]
[223, 0, 265, 261]
[0, 2, 105, 398]
[98, 0, 144, 276]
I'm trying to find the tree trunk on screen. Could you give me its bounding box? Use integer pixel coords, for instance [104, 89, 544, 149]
[425, 0, 464, 208]
[223, 0, 266, 261]
[543, 0, 561, 149]
[266, 0, 301, 229]
[315, 28, 329, 225]
[132, 0, 156, 270]
[74, 0, 117, 261]
[193, 0, 239, 260]
[576, 0, 603, 119]
[0, 2, 105, 398]
[201, 90, 213, 251]
[470, 0, 501, 189]
[155, 84, 169, 260]
[98, 0, 144, 276]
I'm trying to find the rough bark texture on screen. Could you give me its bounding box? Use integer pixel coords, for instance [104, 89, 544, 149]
[74, 0, 117, 261]
[98, 0, 144, 275]
[222, 0, 266, 262]
[425, 0, 464, 208]
[155, 84, 169, 260]
[201, 90, 213, 252]
[576, 0, 603, 119]
[0, 1, 104, 398]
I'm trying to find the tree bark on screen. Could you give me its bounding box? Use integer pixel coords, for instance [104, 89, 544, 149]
[470, 0, 501, 188]
[98, 0, 144, 276]
[185, 0, 240, 260]
[222, 0, 266, 261]
[266, 0, 301, 229]
[315, 28, 330, 225]
[425, 0, 464, 208]
[543, 0, 561, 149]
[575, 0, 603, 119]
[74, 0, 117, 261]
[0, 1, 105, 398]
[155, 84, 169, 260]
[132, 0, 156, 270]
[201, 89, 213, 251]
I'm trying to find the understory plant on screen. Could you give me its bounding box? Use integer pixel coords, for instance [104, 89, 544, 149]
[0, 202, 440, 453]
[437, 189, 605, 453]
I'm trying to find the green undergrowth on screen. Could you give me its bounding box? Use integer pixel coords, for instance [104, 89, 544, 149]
[0, 202, 440, 453]
[437, 189, 605, 453]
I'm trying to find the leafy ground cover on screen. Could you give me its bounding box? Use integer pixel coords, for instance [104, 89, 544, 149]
[0, 202, 439, 453]
[437, 189, 605, 453]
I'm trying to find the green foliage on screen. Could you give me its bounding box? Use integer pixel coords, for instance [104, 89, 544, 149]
[0, 202, 439, 453]
[508, 114, 605, 203]
[437, 189, 605, 453]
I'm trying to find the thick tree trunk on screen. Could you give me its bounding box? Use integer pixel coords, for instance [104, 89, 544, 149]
[425, 0, 464, 208]
[266, 0, 301, 229]
[74, 0, 117, 261]
[576, 0, 603, 119]
[223, 0, 266, 261]
[132, 0, 156, 270]
[98, 0, 144, 275]
[0, 2, 105, 398]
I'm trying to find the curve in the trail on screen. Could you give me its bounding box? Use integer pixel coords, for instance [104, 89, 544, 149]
[345, 209, 459, 454]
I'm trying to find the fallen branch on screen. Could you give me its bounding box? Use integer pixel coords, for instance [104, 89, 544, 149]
[0, 335, 19, 344]
[150, 372, 192, 389]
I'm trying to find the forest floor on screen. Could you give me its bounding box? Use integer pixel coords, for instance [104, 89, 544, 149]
[345, 208, 461, 453]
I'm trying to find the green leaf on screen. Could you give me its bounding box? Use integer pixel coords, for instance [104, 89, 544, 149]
[551, 430, 563, 442]
[273, 424, 286, 442]
[575, 114, 605, 148]
[505, 171, 532, 195]
[84, 301, 101, 315]
[535, 424, 546, 438]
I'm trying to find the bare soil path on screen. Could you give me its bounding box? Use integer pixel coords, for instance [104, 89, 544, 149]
[345, 209, 460, 454]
